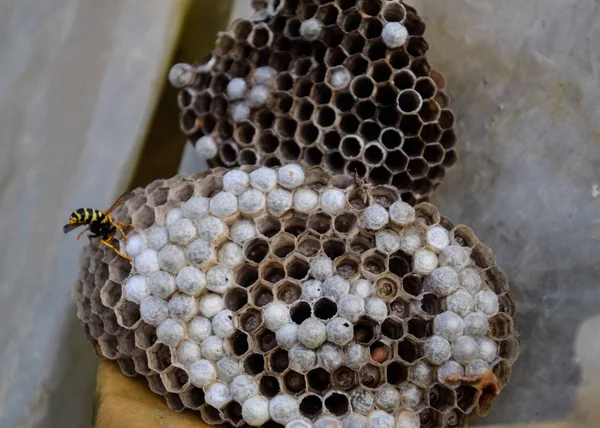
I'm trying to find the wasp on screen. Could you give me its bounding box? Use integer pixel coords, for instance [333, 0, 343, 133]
[63, 192, 135, 260]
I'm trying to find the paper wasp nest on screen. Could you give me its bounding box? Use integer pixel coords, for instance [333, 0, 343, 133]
[73, 165, 518, 427]
[170, 0, 457, 204]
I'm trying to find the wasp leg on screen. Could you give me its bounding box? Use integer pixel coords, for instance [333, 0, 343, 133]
[116, 222, 134, 229]
[113, 222, 131, 241]
[77, 227, 90, 241]
[100, 236, 132, 261]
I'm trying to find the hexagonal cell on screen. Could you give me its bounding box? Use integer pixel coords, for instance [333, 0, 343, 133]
[323, 238, 346, 260]
[223, 400, 243, 425]
[276, 281, 301, 304]
[350, 76, 375, 99]
[271, 93, 294, 116]
[381, 316, 405, 340]
[484, 267, 510, 295]
[359, 17, 383, 39]
[244, 353, 265, 375]
[340, 135, 363, 159]
[230, 330, 250, 357]
[260, 261, 286, 285]
[383, 1, 406, 21]
[354, 317, 377, 345]
[455, 385, 478, 413]
[450, 225, 479, 248]
[114, 300, 141, 329]
[290, 301, 312, 324]
[255, 327, 278, 353]
[310, 82, 333, 106]
[234, 264, 259, 289]
[407, 317, 431, 339]
[378, 106, 400, 128]
[304, 146, 324, 167]
[147, 343, 173, 373]
[335, 253, 361, 281]
[293, 58, 317, 78]
[324, 391, 350, 416]
[134, 322, 157, 350]
[200, 404, 223, 425]
[361, 250, 387, 278]
[118, 358, 136, 377]
[314, 298, 338, 321]
[292, 98, 315, 123]
[161, 365, 190, 393]
[297, 122, 320, 146]
[270, 348, 290, 373]
[420, 293, 443, 316]
[259, 374, 281, 398]
[240, 308, 262, 334]
[369, 340, 392, 364]
[275, 116, 298, 140]
[489, 313, 514, 340]
[397, 337, 424, 363]
[297, 233, 321, 257]
[298, 394, 322, 420]
[284, 257, 309, 281]
[306, 213, 331, 235]
[364, 144, 387, 168]
[224, 287, 248, 312]
[419, 408, 443, 428]
[324, 46, 347, 68]
[283, 215, 308, 236]
[358, 364, 383, 389]
[116, 330, 135, 355]
[373, 275, 399, 301]
[180, 386, 205, 410]
[307, 367, 331, 392]
[339, 114, 360, 136]
[386, 361, 409, 386]
[251, 283, 274, 307]
[331, 214, 357, 236]
[147, 374, 167, 395]
[402, 137, 426, 159]
[428, 384, 456, 412]
[280, 139, 301, 161]
[284, 370, 307, 395]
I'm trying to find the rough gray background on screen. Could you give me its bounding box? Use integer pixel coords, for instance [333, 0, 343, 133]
[0, 0, 599, 427]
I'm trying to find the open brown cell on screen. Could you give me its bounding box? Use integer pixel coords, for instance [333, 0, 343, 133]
[419, 408, 443, 428]
[396, 337, 424, 363]
[300, 394, 323, 419]
[290, 301, 312, 324]
[230, 330, 249, 356]
[251, 284, 274, 307]
[270, 348, 289, 373]
[240, 308, 262, 333]
[224, 287, 248, 311]
[276, 281, 302, 304]
[244, 353, 265, 375]
[359, 364, 383, 389]
[235, 264, 259, 288]
[308, 367, 331, 392]
[354, 318, 376, 344]
[260, 375, 281, 397]
[284, 370, 307, 395]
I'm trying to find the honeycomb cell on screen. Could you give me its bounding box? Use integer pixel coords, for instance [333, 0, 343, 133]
[359, 364, 383, 389]
[284, 370, 307, 395]
[299, 394, 323, 419]
[386, 361, 408, 386]
[381, 317, 404, 340]
[428, 384, 455, 412]
[396, 337, 424, 364]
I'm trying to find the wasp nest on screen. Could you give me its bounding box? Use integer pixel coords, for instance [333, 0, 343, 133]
[73, 165, 517, 427]
[170, 0, 458, 204]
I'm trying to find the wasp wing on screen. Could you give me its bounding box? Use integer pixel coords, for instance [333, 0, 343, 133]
[63, 223, 83, 234]
[105, 191, 135, 215]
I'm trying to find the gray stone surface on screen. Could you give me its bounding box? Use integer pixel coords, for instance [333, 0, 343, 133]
[0, 1, 184, 427]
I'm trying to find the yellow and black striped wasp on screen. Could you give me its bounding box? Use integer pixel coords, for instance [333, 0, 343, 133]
[63, 192, 135, 260]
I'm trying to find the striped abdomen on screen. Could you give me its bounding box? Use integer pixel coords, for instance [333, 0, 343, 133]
[70, 208, 106, 225]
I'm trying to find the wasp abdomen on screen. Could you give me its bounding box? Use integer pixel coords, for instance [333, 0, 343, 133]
[72, 208, 104, 224]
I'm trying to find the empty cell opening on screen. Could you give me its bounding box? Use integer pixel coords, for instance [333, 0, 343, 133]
[356, 100, 376, 119]
[402, 137, 425, 157]
[325, 392, 349, 416]
[387, 362, 408, 387]
[423, 144, 444, 164]
[255, 109, 275, 129]
[397, 339, 422, 362]
[272, 235, 295, 258]
[153, 344, 172, 372]
[411, 57, 431, 77]
[285, 18, 301, 38]
[404, 11, 425, 35]
[245, 239, 270, 263]
[389, 252, 412, 277]
[350, 235, 373, 253]
[317, 106, 336, 127]
[299, 123, 320, 146]
[219, 143, 238, 165]
[244, 353, 265, 375]
[281, 139, 301, 160]
[322, 26, 344, 48]
[407, 36, 429, 57]
[257, 215, 282, 237]
[325, 47, 347, 67]
[178, 89, 194, 110]
[285, 370, 307, 395]
[308, 368, 331, 392]
[273, 93, 294, 114]
[359, 364, 382, 388]
[294, 78, 313, 97]
[276, 73, 295, 91]
[305, 147, 324, 166]
[407, 158, 428, 178]
[324, 239, 346, 259]
[287, 258, 310, 280]
[271, 52, 293, 72]
[210, 74, 229, 93]
[376, 84, 398, 105]
[180, 110, 198, 134]
[230, 59, 251, 77]
[359, 0, 382, 16]
[429, 384, 455, 412]
[314, 298, 338, 320]
[317, 4, 339, 25]
[271, 348, 290, 373]
[381, 129, 403, 150]
[224, 401, 243, 424]
[300, 2, 317, 19]
[413, 178, 433, 195]
[456, 385, 478, 413]
[325, 152, 346, 173]
[333, 367, 358, 391]
[290, 301, 312, 324]
[258, 329, 278, 352]
[370, 167, 392, 187]
[233, 20, 252, 39]
[389, 50, 410, 69]
[419, 100, 441, 122]
[408, 317, 430, 338]
[382, 317, 404, 340]
[295, 58, 314, 76]
[375, 277, 398, 301]
[351, 76, 375, 99]
[490, 313, 514, 340]
[346, 55, 369, 77]
[346, 161, 367, 177]
[238, 149, 258, 165]
[365, 143, 385, 165]
[300, 395, 323, 419]
[362, 18, 383, 39]
[284, 216, 307, 236]
[260, 376, 281, 398]
[240, 309, 262, 333]
[383, 2, 406, 22]
[224, 287, 248, 311]
[251, 27, 271, 47]
[231, 330, 250, 356]
[311, 63, 327, 83]
[421, 293, 442, 315]
[354, 319, 376, 344]
[102, 281, 122, 308]
[201, 114, 217, 134]
[403, 275, 423, 296]
[440, 129, 458, 149]
[415, 77, 437, 100]
[499, 338, 519, 362]
[370, 63, 392, 83]
[334, 93, 354, 113]
[336, 257, 359, 279]
[258, 132, 279, 154]
[263, 263, 286, 284]
[298, 236, 321, 257]
[182, 387, 205, 409]
[421, 124, 443, 144]
[253, 286, 274, 307]
[166, 368, 189, 391]
[308, 213, 332, 234]
[400, 115, 422, 137]
[276, 117, 298, 139]
[364, 253, 387, 275]
[334, 213, 358, 233]
[312, 84, 333, 105]
[264, 156, 281, 167]
[439, 109, 455, 129]
[201, 405, 223, 425]
[378, 106, 400, 127]
[340, 136, 363, 158]
[340, 115, 360, 135]
[342, 11, 362, 32]
[366, 40, 387, 61]
[295, 99, 315, 121]
[398, 90, 422, 114]
[360, 121, 381, 141]
[218, 119, 233, 140]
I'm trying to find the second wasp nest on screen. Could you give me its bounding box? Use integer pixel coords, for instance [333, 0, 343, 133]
[73, 165, 517, 427]
[170, 0, 458, 204]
